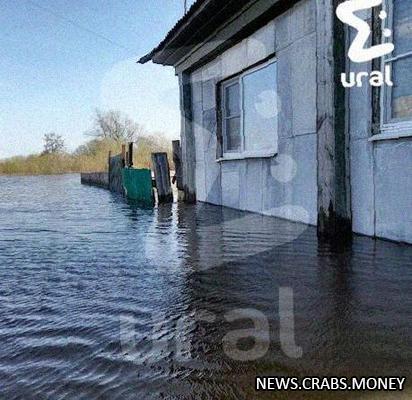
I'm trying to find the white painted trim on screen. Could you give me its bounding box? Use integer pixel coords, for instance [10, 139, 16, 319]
[241, 57, 277, 78]
[221, 78, 242, 153]
[217, 149, 277, 162]
[381, 120, 412, 132]
[385, 50, 412, 63]
[369, 130, 412, 142]
[380, 0, 412, 126]
[221, 57, 278, 158]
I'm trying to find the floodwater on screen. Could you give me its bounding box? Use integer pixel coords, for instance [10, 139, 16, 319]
[0, 174, 411, 400]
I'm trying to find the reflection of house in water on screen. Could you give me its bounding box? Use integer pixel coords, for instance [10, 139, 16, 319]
[140, 0, 412, 244]
[140, 202, 412, 395]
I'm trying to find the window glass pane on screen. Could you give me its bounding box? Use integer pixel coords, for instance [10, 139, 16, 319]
[243, 62, 278, 152]
[225, 83, 240, 117]
[392, 56, 412, 120]
[393, 0, 412, 55]
[225, 117, 241, 152]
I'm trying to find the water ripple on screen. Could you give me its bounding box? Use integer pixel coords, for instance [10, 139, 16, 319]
[0, 174, 411, 399]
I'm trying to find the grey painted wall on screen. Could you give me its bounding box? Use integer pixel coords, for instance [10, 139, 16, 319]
[187, 0, 411, 243]
[348, 11, 412, 244]
[190, 0, 317, 226]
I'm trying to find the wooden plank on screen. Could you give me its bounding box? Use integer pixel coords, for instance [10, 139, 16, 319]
[80, 172, 109, 188]
[179, 72, 196, 203]
[151, 152, 173, 203]
[371, 4, 383, 135]
[128, 142, 134, 167]
[108, 153, 125, 194]
[316, 0, 352, 240]
[172, 140, 184, 191]
[121, 144, 126, 168]
[108, 151, 112, 189]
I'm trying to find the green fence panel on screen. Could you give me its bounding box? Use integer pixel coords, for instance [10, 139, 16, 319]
[122, 168, 154, 205]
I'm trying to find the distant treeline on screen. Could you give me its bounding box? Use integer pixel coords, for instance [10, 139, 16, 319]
[0, 110, 173, 176]
[0, 136, 172, 176]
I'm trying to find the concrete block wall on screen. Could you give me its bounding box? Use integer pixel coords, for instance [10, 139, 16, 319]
[190, 0, 317, 225]
[348, 10, 412, 243]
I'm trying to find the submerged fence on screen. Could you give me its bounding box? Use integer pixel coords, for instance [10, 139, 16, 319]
[108, 153, 124, 194]
[81, 142, 182, 204]
[80, 151, 124, 194]
[80, 172, 109, 188]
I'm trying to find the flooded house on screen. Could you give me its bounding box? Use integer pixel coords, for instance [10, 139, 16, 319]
[139, 0, 412, 244]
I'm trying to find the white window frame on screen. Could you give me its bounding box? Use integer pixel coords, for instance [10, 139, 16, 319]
[375, 0, 412, 141]
[221, 78, 243, 155]
[219, 58, 278, 160]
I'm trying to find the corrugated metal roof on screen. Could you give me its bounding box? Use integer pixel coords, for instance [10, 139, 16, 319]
[138, 0, 297, 67]
[138, 0, 208, 64]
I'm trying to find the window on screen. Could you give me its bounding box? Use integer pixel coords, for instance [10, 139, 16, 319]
[222, 81, 241, 152]
[221, 60, 278, 158]
[381, 0, 412, 133]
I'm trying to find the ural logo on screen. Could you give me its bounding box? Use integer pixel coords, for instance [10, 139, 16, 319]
[336, 0, 395, 87]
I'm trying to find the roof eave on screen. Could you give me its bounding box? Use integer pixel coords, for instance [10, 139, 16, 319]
[139, 0, 299, 67]
[137, 0, 213, 65]
[138, 52, 155, 64]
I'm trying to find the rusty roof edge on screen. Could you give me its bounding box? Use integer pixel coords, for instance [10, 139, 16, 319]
[137, 0, 211, 64]
[137, 52, 154, 65]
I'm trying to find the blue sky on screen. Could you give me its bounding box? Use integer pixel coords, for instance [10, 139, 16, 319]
[0, 0, 195, 159]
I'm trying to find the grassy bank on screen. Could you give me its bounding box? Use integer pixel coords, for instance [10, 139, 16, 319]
[0, 136, 172, 176]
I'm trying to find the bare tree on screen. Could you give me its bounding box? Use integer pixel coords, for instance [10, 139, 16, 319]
[88, 109, 145, 142]
[43, 133, 65, 154]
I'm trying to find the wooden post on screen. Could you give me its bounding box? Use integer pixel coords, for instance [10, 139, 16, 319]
[172, 140, 184, 191]
[128, 142, 134, 167]
[151, 152, 173, 203]
[179, 72, 196, 203]
[108, 151, 112, 189]
[371, 5, 383, 135]
[316, 0, 352, 240]
[121, 144, 126, 168]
